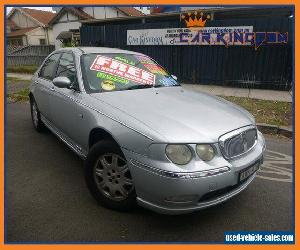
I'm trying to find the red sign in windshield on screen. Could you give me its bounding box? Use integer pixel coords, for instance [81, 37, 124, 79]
[90, 55, 155, 85]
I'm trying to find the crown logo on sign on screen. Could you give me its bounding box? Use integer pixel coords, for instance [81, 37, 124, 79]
[181, 11, 210, 28]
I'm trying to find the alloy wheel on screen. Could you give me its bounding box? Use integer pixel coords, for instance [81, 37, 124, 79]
[93, 153, 134, 201]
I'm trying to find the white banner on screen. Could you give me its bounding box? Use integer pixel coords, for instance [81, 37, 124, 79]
[127, 26, 254, 46]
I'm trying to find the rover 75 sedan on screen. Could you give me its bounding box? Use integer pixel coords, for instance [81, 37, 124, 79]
[29, 47, 266, 214]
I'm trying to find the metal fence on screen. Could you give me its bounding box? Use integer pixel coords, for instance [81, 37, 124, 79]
[7, 45, 55, 66]
[80, 7, 293, 90]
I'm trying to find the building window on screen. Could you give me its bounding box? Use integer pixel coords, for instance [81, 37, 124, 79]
[39, 39, 46, 45]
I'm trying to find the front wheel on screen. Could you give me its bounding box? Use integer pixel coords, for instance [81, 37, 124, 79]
[85, 140, 136, 211]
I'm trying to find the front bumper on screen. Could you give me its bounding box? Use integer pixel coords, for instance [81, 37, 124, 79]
[123, 132, 265, 215]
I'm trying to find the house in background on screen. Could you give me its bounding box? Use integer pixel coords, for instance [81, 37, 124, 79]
[7, 8, 56, 46]
[49, 7, 144, 49]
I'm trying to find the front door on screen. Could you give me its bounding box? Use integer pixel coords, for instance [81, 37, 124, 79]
[48, 52, 83, 148]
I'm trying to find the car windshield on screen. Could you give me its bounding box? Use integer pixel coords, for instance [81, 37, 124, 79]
[81, 53, 180, 93]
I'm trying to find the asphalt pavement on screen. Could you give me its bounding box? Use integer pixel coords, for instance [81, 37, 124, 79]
[6, 102, 293, 243]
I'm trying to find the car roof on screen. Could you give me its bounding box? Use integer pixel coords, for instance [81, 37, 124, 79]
[56, 47, 145, 56]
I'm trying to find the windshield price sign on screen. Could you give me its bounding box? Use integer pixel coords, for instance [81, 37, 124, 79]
[90, 55, 155, 85]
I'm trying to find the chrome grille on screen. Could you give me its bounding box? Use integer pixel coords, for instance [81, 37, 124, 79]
[219, 127, 257, 159]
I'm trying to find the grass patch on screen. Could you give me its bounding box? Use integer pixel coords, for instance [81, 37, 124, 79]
[221, 96, 292, 127]
[7, 88, 30, 102]
[7, 65, 38, 74]
[7, 77, 31, 83]
[7, 77, 19, 81]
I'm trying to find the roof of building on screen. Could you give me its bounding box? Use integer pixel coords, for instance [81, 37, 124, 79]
[116, 7, 145, 16]
[7, 27, 37, 37]
[64, 7, 94, 20]
[20, 8, 56, 26]
[49, 7, 144, 25]
[56, 31, 73, 40]
[48, 7, 93, 25]
[7, 7, 56, 27]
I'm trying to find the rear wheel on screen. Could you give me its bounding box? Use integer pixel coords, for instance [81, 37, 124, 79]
[85, 140, 136, 211]
[30, 98, 46, 132]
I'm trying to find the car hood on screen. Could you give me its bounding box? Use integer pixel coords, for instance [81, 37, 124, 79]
[90, 87, 254, 143]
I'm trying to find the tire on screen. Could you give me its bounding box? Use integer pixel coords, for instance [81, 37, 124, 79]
[85, 140, 136, 211]
[30, 97, 46, 132]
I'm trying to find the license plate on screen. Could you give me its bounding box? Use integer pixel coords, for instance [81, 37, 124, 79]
[239, 161, 260, 182]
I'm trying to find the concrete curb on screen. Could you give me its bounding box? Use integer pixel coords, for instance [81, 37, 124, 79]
[257, 123, 293, 138]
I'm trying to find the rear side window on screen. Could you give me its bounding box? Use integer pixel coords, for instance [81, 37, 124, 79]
[56, 53, 77, 85]
[39, 53, 61, 81]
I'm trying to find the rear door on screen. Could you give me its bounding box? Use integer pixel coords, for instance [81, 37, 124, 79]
[33, 53, 61, 120]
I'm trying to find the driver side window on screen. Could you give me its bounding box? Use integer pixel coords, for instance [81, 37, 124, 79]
[39, 53, 61, 81]
[56, 52, 79, 90]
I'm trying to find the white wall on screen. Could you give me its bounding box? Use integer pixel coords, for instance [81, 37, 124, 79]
[26, 27, 47, 45]
[58, 12, 80, 22]
[15, 27, 54, 45]
[47, 29, 54, 45]
[22, 36, 27, 45]
[83, 7, 127, 19]
[11, 10, 37, 28]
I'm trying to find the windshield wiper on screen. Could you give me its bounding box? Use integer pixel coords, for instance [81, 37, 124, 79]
[126, 84, 153, 90]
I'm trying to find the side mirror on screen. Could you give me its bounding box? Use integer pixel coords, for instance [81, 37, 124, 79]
[171, 75, 178, 81]
[53, 76, 71, 89]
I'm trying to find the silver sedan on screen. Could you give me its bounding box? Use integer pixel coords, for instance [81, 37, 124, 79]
[29, 47, 266, 214]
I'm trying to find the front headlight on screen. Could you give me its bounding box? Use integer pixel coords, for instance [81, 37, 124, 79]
[196, 144, 215, 161]
[165, 144, 192, 165]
